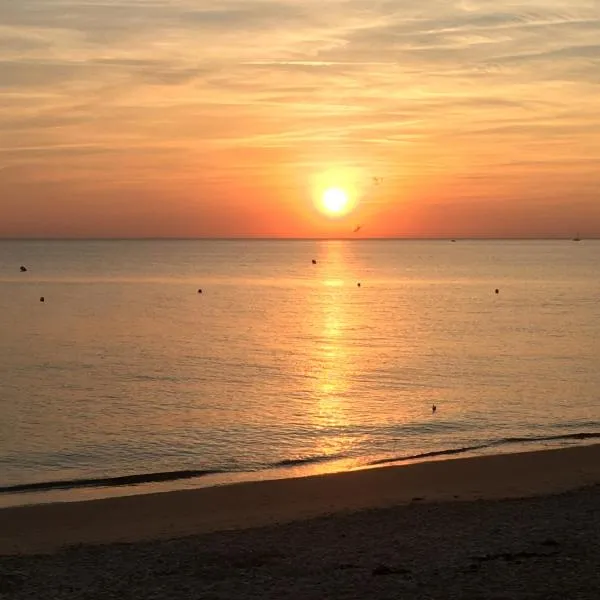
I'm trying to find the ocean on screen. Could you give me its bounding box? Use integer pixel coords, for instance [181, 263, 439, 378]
[0, 239, 599, 507]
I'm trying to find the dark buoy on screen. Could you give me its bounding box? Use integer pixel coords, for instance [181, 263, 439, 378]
[197, 288, 203, 294]
[432, 404, 437, 414]
[20, 265, 27, 272]
[39, 296, 45, 303]
[495, 288, 499, 294]
[312, 259, 317, 265]
[357, 282, 361, 287]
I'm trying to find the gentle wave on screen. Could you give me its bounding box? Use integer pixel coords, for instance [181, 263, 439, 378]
[366, 432, 600, 467]
[498, 432, 600, 444]
[272, 453, 348, 468]
[0, 469, 223, 494]
[2, 431, 598, 496]
[368, 445, 487, 466]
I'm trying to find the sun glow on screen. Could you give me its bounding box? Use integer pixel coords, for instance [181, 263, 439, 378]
[311, 167, 364, 222]
[321, 187, 350, 217]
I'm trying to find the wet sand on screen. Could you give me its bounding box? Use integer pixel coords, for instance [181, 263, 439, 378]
[0, 444, 599, 599]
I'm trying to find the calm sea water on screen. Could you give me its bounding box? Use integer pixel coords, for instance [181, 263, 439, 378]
[0, 239, 599, 507]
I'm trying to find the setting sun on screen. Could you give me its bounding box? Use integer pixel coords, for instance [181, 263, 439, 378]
[321, 188, 350, 217]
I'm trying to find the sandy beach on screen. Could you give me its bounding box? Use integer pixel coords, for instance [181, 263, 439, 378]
[1, 444, 599, 598]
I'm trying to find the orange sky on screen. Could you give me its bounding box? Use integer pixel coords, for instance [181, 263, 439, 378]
[1, 1, 599, 238]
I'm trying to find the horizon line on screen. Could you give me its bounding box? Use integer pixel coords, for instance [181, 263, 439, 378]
[0, 236, 596, 242]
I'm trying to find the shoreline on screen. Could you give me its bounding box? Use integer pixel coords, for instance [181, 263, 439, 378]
[1, 443, 599, 556]
[2, 432, 598, 510]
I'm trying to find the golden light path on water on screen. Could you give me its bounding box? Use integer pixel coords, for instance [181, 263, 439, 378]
[310, 242, 365, 462]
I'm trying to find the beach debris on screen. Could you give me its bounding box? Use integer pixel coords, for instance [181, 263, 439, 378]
[541, 538, 560, 547]
[372, 563, 411, 577]
[20, 265, 27, 272]
[312, 259, 317, 264]
[372, 564, 394, 576]
[230, 549, 284, 569]
[470, 550, 559, 563]
[39, 296, 45, 302]
[459, 562, 483, 575]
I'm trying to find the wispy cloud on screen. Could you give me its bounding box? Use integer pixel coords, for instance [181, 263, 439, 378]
[1, 0, 599, 236]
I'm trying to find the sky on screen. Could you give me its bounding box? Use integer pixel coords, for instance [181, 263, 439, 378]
[1, 0, 599, 238]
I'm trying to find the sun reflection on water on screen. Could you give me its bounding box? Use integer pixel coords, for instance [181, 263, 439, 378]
[308, 242, 360, 458]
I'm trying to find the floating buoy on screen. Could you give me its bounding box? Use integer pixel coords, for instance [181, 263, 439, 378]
[39, 296, 45, 303]
[197, 289, 203, 294]
[357, 282, 361, 287]
[495, 288, 499, 294]
[20, 265, 27, 272]
[312, 259, 317, 265]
